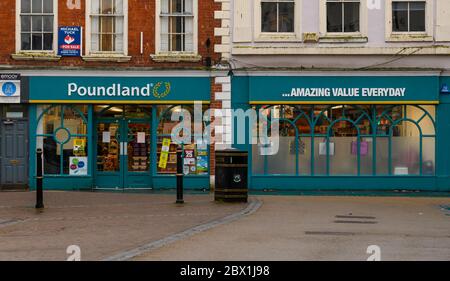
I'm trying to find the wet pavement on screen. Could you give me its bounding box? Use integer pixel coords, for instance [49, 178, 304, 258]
[0, 191, 247, 261]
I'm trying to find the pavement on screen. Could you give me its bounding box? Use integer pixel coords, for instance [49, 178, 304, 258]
[0, 191, 248, 261]
[133, 195, 450, 261]
[1, 191, 449, 261]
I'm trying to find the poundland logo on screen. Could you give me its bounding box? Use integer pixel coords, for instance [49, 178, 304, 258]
[67, 82, 171, 99]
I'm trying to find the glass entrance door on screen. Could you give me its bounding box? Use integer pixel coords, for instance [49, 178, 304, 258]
[124, 121, 151, 188]
[95, 118, 151, 189]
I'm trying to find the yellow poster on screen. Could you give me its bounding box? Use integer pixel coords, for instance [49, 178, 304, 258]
[73, 138, 86, 156]
[158, 138, 171, 169]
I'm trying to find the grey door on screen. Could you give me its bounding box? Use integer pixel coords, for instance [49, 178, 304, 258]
[0, 119, 28, 189]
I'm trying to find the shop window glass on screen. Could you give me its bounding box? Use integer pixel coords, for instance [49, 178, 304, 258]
[360, 137, 373, 175]
[156, 105, 209, 175]
[252, 104, 435, 177]
[391, 121, 420, 175]
[96, 122, 120, 172]
[94, 105, 124, 118]
[422, 137, 435, 175]
[252, 144, 266, 175]
[329, 121, 358, 175]
[36, 105, 89, 176]
[298, 137, 312, 175]
[407, 105, 435, 135]
[376, 137, 389, 175]
[313, 136, 327, 175]
[266, 121, 296, 175]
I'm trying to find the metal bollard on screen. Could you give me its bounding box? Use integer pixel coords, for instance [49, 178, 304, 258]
[176, 145, 184, 204]
[35, 148, 44, 209]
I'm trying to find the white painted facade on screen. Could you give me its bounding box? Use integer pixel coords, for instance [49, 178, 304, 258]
[212, 0, 450, 150]
[213, 0, 450, 70]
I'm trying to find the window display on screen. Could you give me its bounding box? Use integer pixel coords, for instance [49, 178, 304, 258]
[36, 105, 89, 175]
[156, 105, 209, 175]
[252, 104, 436, 176]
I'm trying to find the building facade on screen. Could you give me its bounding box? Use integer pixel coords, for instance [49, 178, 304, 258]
[213, 0, 450, 191]
[1, 0, 450, 192]
[0, 0, 224, 191]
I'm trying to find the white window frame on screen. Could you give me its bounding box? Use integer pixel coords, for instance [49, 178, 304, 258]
[254, 0, 302, 42]
[385, 0, 433, 42]
[319, 0, 367, 41]
[155, 0, 198, 55]
[85, 0, 129, 56]
[15, 0, 58, 54]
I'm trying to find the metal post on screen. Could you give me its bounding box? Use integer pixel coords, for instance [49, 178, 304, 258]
[176, 145, 184, 204]
[35, 148, 44, 209]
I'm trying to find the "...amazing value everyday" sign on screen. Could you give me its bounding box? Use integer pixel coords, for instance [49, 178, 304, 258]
[248, 76, 440, 103]
[284, 87, 407, 98]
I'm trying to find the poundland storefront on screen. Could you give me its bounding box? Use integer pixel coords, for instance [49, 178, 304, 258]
[232, 73, 450, 192]
[27, 73, 211, 190]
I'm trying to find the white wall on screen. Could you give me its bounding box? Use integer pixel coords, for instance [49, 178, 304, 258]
[228, 0, 450, 69]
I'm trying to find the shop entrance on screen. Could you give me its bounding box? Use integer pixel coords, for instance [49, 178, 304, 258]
[94, 105, 151, 189]
[0, 105, 28, 190]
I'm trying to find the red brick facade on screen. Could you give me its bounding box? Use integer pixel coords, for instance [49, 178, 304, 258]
[0, 0, 224, 181]
[0, 0, 221, 68]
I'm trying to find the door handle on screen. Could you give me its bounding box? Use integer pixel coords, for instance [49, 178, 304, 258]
[120, 142, 128, 156]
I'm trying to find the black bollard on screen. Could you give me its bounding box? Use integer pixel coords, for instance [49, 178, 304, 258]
[176, 145, 184, 204]
[35, 148, 44, 209]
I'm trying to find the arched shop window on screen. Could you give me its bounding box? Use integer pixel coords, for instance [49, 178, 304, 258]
[252, 105, 435, 176]
[156, 105, 209, 175]
[36, 105, 89, 175]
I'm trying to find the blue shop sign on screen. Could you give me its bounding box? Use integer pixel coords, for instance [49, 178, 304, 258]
[58, 26, 81, 57]
[28, 76, 211, 103]
[246, 76, 440, 104]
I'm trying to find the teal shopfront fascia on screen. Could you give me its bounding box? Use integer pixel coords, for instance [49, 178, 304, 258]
[27, 75, 211, 190]
[232, 74, 450, 192]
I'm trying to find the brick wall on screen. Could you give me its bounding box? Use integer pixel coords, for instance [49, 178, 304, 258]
[0, 0, 221, 68]
[210, 80, 223, 177]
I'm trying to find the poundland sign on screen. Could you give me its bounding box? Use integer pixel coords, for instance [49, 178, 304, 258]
[67, 82, 171, 99]
[29, 76, 210, 103]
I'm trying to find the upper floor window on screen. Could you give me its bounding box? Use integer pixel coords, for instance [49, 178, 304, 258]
[90, 0, 125, 53]
[160, 0, 194, 52]
[392, 1, 425, 32]
[326, 0, 360, 33]
[261, 0, 294, 33]
[20, 0, 54, 51]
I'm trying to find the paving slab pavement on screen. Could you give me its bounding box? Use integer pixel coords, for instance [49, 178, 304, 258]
[134, 195, 450, 261]
[0, 191, 248, 261]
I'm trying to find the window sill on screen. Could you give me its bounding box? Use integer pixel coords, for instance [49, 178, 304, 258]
[319, 35, 368, 43]
[11, 52, 61, 61]
[151, 53, 202, 62]
[82, 54, 132, 62]
[386, 34, 433, 42]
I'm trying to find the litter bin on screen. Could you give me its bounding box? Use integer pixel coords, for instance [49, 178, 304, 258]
[215, 149, 248, 202]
